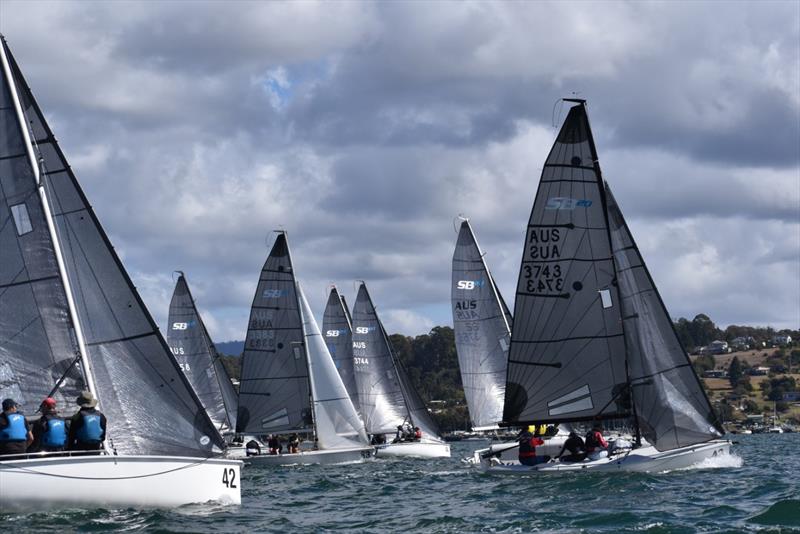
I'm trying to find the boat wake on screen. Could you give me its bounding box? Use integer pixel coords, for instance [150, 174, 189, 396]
[677, 452, 743, 471]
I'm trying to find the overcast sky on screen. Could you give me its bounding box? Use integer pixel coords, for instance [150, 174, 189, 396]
[2, 0, 798, 341]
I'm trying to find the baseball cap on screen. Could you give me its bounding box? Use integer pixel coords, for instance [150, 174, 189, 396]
[2, 398, 19, 410]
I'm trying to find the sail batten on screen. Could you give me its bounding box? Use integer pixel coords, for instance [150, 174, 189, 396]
[451, 220, 510, 430]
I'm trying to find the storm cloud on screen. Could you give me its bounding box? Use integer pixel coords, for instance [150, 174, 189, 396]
[1, 0, 797, 340]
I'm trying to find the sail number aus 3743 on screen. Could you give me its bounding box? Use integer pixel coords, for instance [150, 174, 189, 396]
[527, 228, 561, 260]
[522, 263, 564, 293]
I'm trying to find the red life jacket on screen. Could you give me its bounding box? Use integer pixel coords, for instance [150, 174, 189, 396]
[414, 429, 422, 439]
[519, 436, 544, 458]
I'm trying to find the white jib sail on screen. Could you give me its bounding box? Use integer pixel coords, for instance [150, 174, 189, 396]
[297, 283, 369, 450]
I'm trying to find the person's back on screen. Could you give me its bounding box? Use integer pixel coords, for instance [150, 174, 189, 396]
[68, 392, 106, 452]
[556, 432, 586, 462]
[0, 399, 32, 456]
[268, 435, 280, 455]
[518, 426, 549, 466]
[584, 425, 608, 460]
[246, 439, 262, 457]
[413, 427, 422, 441]
[31, 398, 68, 452]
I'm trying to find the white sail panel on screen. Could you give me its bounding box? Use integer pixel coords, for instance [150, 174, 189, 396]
[451, 220, 509, 430]
[297, 283, 368, 450]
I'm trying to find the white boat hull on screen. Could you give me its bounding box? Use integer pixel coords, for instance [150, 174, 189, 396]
[485, 439, 731, 473]
[0, 453, 242, 509]
[243, 446, 375, 465]
[467, 437, 567, 464]
[375, 441, 451, 458]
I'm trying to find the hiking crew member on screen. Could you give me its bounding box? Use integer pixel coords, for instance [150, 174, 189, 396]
[267, 435, 281, 455]
[555, 431, 586, 462]
[31, 397, 68, 452]
[245, 439, 262, 457]
[518, 426, 551, 466]
[0, 398, 33, 456]
[288, 433, 300, 454]
[413, 426, 422, 441]
[585, 423, 609, 460]
[68, 391, 107, 451]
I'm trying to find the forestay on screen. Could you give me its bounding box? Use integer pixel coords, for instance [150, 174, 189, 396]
[297, 283, 368, 449]
[237, 233, 312, 434]
[1, 38, 225, 457]
[391, 330, 443, 441]
[322, 287, 360, 414]
[605, 185, 723, 450]
[503, 103, 629, 426]
[351, 283, 407, 435]
[0, 48, 85, 410]
[451, 220, 510, 430]
[167, 274, 238, 434]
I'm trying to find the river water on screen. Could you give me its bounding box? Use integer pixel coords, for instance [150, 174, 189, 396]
[2, 434, 798, 532]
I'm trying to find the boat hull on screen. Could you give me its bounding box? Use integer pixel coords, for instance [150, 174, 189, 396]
[375, 441, 451, 458]
[485, 439, 731, 473]
[0, 453, 242, 509]
[243, 446, 375, 465]
[467, 437, 567, 464]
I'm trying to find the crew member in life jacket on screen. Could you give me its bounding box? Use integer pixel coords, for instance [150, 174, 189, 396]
[67, 391, 107, 451]
[0, 398, 33, 456]
[30, 397, 68, 452]
[518, 425, 551, 466]
[555, 431, 586, 463]
[585, 423, 609, 460]
[413, 426, 422, 441]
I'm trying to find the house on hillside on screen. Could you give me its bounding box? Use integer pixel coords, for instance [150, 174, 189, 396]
[749, 367, 770, 376]
[771, 335, 792, 346]
[707, 340, 730, 355]
[702, 370, 727, 378]
[783, 392, 800, 402]
[731, 336, 755, 351]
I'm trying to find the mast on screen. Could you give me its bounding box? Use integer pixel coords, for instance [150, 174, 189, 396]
[0, 38, 97, 399]
[570, 97, 642, 446]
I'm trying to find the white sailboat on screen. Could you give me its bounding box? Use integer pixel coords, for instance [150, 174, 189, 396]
[485, 99, 731, 473]
[234, 233, 373, 465]
[351, 283, 450, 458]
[0, 35, 241, 508]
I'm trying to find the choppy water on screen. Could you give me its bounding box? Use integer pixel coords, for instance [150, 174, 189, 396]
[3, 434, 799, 532]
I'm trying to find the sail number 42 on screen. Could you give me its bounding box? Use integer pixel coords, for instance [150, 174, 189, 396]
[222, 468, 237, 488]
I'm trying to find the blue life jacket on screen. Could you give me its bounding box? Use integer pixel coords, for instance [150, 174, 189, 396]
[0, 413, 28, 442]
[42, 417, 67, 448]
[77, 413, 102, 443]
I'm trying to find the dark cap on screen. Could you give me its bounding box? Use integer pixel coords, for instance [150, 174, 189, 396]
[76, 391, 98, 407]
[2, 398, 19, 410]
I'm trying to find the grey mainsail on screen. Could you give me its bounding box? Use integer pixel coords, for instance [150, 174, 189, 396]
[237, 233, 312, 434]
[504, 102, 629, 426]
[0, 45, 85, 410]
[1, 36, 225, 457]
[322, 286, 360, 414]
[351, 283, 407, 435]
[167, 273, 238, 434]
[606, 185, 723, 450]
[451, 219, 510, 430]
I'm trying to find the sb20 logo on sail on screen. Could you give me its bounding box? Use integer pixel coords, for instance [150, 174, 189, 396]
[457, 280, 485, 290]
[544, 197, 592, 210]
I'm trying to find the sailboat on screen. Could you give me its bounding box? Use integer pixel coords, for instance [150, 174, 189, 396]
[452, 218, 511, 431]
[322, 286, 361, 417]
[0, 35, 241, 507]
[234, 233, 373, 464]
[167, 272, 238, 438]
[486, 99, 731, 473]
[351, 282, 450, 458]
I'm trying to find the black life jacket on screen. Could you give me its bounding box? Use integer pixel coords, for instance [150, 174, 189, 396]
[585, 431, 600, 449]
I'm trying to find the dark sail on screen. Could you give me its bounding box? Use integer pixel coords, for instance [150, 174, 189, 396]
[322, 286, 360, 414]
[351, 283, 407, 435]
[0, 42, 85, 410]
[451, 220, 509, 430]
[237, 233, 312, 434]
[167, 274, 238, 433]
[2, 37, 225, 456]
[605, 185, 723, 450]
[503, 103, 629, 425]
